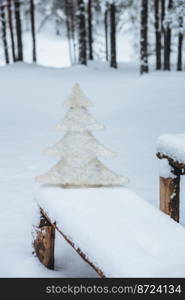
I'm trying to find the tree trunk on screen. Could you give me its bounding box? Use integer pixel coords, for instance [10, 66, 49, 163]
[104, 4, 109, 62]
[69, 0, 77, 64]
[140, 0, 149, 74]
[177, 17, 183, 71]
[77, 0, 87, 65]
[163, 0, 173, 71]
[30, 0, 36, 62]
[88, 0, 93, 60]
[7, 0, 16, 62]
[64, 0, 73, 64]
[155, 0, 161, 70]
[1, 4, 9, 64]
[110, 3, 117, 68]
[14, 0, 23, 61]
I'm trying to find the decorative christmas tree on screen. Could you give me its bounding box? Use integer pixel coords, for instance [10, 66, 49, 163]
[36, 83, 129, 187]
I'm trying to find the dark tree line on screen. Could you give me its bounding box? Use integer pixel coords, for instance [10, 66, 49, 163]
[141, 0, 185, 74]
[0, 0, 36, 63]
[0, 0, 185, 74]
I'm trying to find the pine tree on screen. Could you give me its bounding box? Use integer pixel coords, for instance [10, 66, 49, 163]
[36, 84, 128, 187]
[140, 0, 149, 74]
[30, 0, 36, 63]
[110, 2, 117, 68]
[14, 0, 23, 61]
[7, 0, 16, 62]
[1, 3, 9, 64]
[77, 0, 87, 65]
[88, 0, 93, 60]
[155, 0, 162, 70]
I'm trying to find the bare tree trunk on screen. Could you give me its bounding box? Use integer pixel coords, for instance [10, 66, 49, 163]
[14, 0, 23, 61]
[7, 0, 16, 62]
[64, 0, 73, 64]
[110, 3, 117, 68]
[1, 4, 9, 64]
[164, 0, 173, 70]
[30, 0, 36, 62]
[140, 0, 149, 74]
[69, 0, 77, 64]
[77, 0, 87, 65]
[88, 0, 93, 60]
[155, 0, 161, 70]
[177, 17, 183, 71]
[104, 4, 109, 62]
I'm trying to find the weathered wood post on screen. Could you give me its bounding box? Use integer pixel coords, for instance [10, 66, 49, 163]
[33, 210, 55, 269]
[157, 153, 181, 223]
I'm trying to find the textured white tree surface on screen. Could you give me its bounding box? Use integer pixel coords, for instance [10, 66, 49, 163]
[36, 83, 129, 187]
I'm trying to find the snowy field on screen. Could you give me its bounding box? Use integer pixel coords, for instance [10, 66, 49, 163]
[1, 61, 185, 277]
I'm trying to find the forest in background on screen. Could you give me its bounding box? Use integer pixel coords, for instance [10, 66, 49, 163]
[0, 0, 185, 74]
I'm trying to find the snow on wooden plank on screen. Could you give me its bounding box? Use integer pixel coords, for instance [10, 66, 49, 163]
[36, 186, 185, 277]
[157, 134, 185, 165]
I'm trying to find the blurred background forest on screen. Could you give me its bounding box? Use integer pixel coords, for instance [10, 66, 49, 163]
[0, 0, 184, 73]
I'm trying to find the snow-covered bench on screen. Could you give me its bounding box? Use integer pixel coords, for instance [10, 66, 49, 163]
[157, 134, 185, 223]
[33, 185, 185, 277]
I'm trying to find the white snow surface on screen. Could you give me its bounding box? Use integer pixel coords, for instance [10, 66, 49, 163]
[157, 134, 185, 163]
[1, 62, 185, 277]
[36, 185, 185, 277]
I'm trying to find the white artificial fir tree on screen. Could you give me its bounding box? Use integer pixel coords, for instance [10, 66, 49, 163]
[36, 83, 129, 187]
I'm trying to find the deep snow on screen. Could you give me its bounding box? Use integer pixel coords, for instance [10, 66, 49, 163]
[1, 62, 185, 277]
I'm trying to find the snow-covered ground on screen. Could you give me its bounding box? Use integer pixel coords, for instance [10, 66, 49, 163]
[1, 62, 185, 277]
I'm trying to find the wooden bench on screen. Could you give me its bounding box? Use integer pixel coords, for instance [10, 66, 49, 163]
[157, 133, 185, 223]
[33, 186, 185, 277]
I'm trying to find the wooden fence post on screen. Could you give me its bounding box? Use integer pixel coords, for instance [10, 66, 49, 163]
[33, 210, 55, 269]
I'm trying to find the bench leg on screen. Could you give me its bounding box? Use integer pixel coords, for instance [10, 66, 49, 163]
[33, 210, 55, 269]
[160, 172, 180, 222]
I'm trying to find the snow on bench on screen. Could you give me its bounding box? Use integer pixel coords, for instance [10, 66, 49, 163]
[157, 134, 185, 223]
[157, 133, 185, 165]
[34, 185, 185, 277]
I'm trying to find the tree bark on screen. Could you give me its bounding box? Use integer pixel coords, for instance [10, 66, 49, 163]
[177, 17, 183, 71]
[104, 4, 109, 62]
[110, 3, 117, 68]
[140, 0, 149, 74]
[1, 4, 9, 64]
[77, 0, 87, 65]
[14, 0, 23, 61]
[88, 0, 93, 60]
[64, 0, 73, 64]
[30, 0, 36, 62]
[155, 0, 161, 70]
[7, 0, 16, 62]
[163, 0, 173, 71]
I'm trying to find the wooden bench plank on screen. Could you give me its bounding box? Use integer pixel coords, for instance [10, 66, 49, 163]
[34, 186, 185, 277]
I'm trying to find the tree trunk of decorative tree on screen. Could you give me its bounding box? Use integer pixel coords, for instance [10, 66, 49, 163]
[104, 4, 109, 62]
[163, 0, 173, 71]
[14, 0, 23, 61]
[30, 0, 36, 63]
[1, 4, 9, 64]
[140, 0, 149, 74]
[110, 3, 117, 68]
[155, 0, 161, 70]
[77, 0, 87, 65]
[7, 0, 16, 62]
[177, 17, 183, 71]
[88, 0, 93, 60]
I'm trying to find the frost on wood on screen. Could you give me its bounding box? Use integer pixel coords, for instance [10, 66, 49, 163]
[36, 83, 129, 187]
